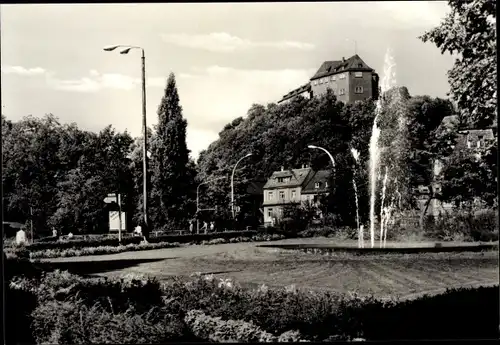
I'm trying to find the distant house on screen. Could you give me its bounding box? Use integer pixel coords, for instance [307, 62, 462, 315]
[416, 115, 497, 216]
[262, 166, 331, 226]
[278, 54, 379, 105]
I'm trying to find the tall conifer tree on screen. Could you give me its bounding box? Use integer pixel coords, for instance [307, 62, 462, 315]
[150, 73, 195, 229]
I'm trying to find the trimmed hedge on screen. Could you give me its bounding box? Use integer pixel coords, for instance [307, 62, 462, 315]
[5, 257, 499, 343]
[29, 241, 181, 259]
[25, 230, 258, 251]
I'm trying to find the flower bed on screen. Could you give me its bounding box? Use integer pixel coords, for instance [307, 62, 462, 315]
[24, 230, 258, 251]
[4, 232, 286, 259]
[28, 241, 181, 259]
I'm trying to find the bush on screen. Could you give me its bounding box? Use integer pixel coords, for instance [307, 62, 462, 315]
[29, 241, 181, 259]
[425, 210, 499, 242]
[184, 309, 278, 342]
[25, 230, 258, 251]
[31, 298, 193, 344]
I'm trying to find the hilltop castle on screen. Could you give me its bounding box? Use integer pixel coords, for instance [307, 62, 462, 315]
[278, 54, 380, 104]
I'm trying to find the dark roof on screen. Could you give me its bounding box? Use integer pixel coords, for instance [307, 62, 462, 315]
[302, 170, 332, 194]
[278, 83, 311, 103]
[263, 167, 313, 189]
[310, 54, 374, 80]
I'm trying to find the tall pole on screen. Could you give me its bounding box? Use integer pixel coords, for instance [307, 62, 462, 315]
[117, 193, 122, 243]
[196, 184, 201, 234]
[141, 49, 149, 238]
[30, 206, 33, 244]
[231, 154, 253, 219]
[103, 44, 148, 238]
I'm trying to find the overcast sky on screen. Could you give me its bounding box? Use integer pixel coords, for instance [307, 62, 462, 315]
[1, 2, 454, 159]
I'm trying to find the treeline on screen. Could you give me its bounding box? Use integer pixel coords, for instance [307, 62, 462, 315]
[2, 78, 497, 237]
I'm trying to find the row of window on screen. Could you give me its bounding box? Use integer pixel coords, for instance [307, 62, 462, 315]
[312, 72, 363, 86]
[315, 86, 363, 96]
[266, 183, 328, 201]
[467, 135, 484, 148]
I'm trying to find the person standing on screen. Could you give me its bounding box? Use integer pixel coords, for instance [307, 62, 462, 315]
[201, 221, 208, 234]
[52, 227, 58, 239]
[189, 220, 195, 234]
[209, 221, 215, 233]
[15, 228, 27, 246]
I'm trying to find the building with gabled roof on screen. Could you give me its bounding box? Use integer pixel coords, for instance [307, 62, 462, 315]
[262, 166, 331, 226]
[278, 54, 379, 105]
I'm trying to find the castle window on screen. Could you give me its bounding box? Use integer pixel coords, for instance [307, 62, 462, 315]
[279, 191, 285, 200]
[355, 86, 364, 94]
[339, 73, 346, 79]
[277, 177, 283, 183]
[313, 80, 317, 85]
[268, 191, 274, 200]
[291, 190, 296, 199]
[331, 75, 336, 81]
[358, 63, 363, 68]
[315, 182, 320, 189]
[268, 208, 273, 217]
[477, 135, 484, 148]
[355, 71, 363, 78]
[339, 88, 346, 95]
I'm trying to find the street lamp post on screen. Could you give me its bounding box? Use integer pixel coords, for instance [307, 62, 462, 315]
[197, 176, 227, 233]
[231, 153, 253, 219]
[104, 44, 149, 238]
[308, 145, 336, 173]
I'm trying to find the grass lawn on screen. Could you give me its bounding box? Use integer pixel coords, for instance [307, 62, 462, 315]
[47, 237, 497, 300]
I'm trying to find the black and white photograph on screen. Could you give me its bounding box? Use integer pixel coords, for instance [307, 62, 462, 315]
[2, 1, 498, 343]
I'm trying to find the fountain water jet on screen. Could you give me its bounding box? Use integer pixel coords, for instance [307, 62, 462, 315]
[351, 148, 362, 248]
[368, 47, 397, 248]
[379, 167, 389, 248]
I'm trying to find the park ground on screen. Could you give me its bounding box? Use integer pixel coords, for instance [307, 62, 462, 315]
[42, 237, 499, 300]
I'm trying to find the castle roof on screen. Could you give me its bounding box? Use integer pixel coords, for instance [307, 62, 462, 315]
[310, 54, 374, 80]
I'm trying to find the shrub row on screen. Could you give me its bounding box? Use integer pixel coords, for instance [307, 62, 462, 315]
[25, 230, 258, 251]
[7, 233, 285, 260]
[28, 241, 181, 259]
[6, 262, 499, 342]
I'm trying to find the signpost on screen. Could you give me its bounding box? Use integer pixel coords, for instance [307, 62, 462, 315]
[104, 193, 125, 242]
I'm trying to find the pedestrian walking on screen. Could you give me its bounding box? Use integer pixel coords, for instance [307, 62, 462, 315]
[210, 221, 215, 233]
[189, 220, 194, 234]
[52, 227, 58, 238]
[202, 221, 208, 234]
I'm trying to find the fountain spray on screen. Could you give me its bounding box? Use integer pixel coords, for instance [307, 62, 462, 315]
[379, 167, 389, 248]
[368, 47, 397, 248]
[351, 148, 362, 248]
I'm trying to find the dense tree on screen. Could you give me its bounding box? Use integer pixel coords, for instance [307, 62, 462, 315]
[150, 73, 196, 230]
[440, 137, 497, 209]
[51, 126, 134, 234]
[419, 0, 497, 128]
[2, 114, 63, 235]
[2, 114, 135, 237]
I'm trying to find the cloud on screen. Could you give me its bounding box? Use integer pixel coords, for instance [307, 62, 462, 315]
[161, 32, 315, 52]
[46, 70, 166, 93]
[1, 65, 47, 76]
[176, 65, 315, 130]
[376, 2, 449, 28]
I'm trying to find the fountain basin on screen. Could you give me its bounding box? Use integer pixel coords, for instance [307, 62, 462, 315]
[257, 242, 498, 255]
